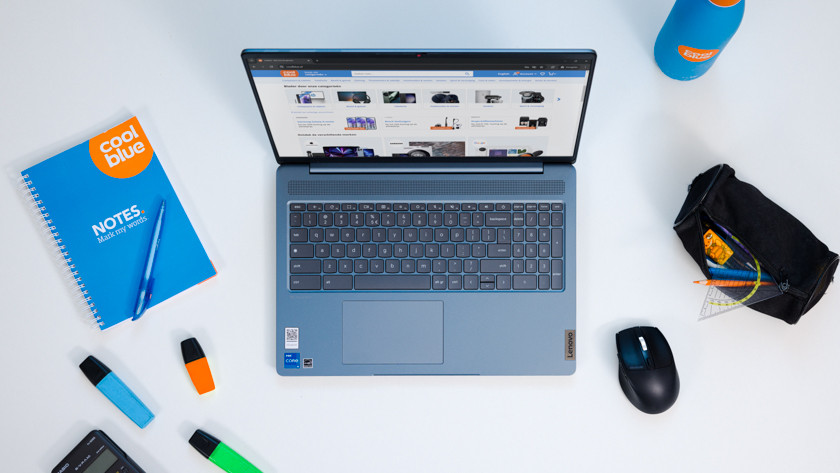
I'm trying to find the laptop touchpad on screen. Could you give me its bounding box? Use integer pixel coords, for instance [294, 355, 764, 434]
[342, 301, 444, 365]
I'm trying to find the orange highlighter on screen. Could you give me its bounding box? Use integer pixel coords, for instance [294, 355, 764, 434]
[181, 337, 215, 395]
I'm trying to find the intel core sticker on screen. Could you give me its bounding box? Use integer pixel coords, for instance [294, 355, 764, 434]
[285, 327, 299, 349]
[284, 352, 301, 369]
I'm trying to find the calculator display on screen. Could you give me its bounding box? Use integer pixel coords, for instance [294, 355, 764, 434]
[84, 449, 117, 473]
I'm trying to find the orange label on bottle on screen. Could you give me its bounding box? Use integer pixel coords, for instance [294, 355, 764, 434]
[709, 0, 741, 6]
[678, 45, 720, 62]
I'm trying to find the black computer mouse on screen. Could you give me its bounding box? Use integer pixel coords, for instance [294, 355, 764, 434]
[616, 326, 680, 414]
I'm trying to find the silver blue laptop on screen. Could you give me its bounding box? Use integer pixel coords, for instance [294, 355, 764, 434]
[242, 49, 596, 375]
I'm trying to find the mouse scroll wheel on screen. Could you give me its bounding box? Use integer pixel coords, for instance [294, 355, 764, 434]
[638, 336, 652, 367]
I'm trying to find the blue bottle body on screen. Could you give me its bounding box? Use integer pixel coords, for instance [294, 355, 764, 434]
[655, 0, 745, 80]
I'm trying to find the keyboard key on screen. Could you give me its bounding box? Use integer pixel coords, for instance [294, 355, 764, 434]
[339, 260, 353, 273]
[290, 229, 307, 242]
[551, 203, 564, 211]
[356, 275, 431, 290]
[496, 275, 511, 290]
[290, 275, 320, 290]
[355, 260, 369, 273]
[290, 260, 320, 274]
[526, 260, 537, 273]
[448, 275, 462, 290]
[513, 275, 537, 290]
[464, 275, 479, 290]
[289, 213, 302, 227]
[433, 276, 447, 290]
[552, 212, 564, 226]
[472, 244, 486, 258]
[481, 260, 512, 273]
[307, 203, 323, 211]
[552, 260, 564, 290]
[319, 213, 333, 227]
[487, 244, 511, 257]
[486, 213, 512, 226]
[552, 229, 564, 258]
[290, 203, 305, 211]
[315, 244, 330, 258]
[290, 244, 314, 258]
[324, 275, 352, 290]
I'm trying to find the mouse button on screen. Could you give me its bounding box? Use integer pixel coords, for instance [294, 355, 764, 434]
[642, 327, 674, 367]
[616, 329, 646, 370]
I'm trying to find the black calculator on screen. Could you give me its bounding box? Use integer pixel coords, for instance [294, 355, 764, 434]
[52, 430, 145, 473]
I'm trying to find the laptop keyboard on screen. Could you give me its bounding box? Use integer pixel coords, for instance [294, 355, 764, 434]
[287, 201, 564, 291]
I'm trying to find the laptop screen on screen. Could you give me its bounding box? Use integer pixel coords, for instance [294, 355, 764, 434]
[242, 50, 595, 164]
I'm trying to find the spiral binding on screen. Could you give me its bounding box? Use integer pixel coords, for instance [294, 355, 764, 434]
[18, 174, 103, 328]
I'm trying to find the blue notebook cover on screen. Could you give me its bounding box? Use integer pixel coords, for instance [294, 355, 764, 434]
[21, 117, 216, 329]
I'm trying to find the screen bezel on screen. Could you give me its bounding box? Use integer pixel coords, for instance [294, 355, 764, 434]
[241, 49, 597, 165]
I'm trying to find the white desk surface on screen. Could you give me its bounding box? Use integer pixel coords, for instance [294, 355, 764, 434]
[2, 1, 839, 471]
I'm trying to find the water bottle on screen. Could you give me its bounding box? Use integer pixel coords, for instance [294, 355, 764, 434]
[654, 0, 745, 80]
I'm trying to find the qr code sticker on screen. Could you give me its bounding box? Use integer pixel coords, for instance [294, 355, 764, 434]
[285, 327, 299, 349]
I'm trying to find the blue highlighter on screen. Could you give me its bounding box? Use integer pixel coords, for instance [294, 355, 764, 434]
[79, 355, 155, 428]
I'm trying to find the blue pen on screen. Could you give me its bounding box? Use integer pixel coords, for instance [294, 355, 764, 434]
[133, 200, 166, 320]
[709, 267, 774, 282]
[80, 355, 155, 428]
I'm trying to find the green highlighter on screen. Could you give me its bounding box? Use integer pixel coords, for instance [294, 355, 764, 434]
[189, 429, 263, 473]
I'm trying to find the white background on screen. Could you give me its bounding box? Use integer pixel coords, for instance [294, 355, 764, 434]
[2, 1, 839, 472]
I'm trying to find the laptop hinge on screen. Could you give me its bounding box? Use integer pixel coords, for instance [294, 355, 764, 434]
[309, 162, 544, 174]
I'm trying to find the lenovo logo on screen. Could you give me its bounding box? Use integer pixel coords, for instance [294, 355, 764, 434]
[565, 330, 576, 360]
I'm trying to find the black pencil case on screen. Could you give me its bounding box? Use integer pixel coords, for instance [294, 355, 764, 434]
[674, 164, 838, 324]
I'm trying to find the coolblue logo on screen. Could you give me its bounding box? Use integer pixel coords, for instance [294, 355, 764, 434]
[284, 353, 301, 369]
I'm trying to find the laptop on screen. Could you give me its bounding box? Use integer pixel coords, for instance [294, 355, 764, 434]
[241, 49, 596, 375]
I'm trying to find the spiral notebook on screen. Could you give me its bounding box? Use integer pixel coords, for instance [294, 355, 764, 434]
[20, 117, 216, 329]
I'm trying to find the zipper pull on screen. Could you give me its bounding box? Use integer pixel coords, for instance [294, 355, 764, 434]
[779, 280, 790, 292]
